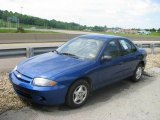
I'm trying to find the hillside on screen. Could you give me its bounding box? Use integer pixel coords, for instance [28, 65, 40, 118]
[0, 9, 159, 34]
[0, 9, 107, 31]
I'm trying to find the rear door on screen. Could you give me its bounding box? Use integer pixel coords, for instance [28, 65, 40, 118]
[118, 39, 139, 77]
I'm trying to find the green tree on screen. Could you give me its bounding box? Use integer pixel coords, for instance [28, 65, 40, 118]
[91, 26, 106, 32]
[150, 28, 156, 32]
[0, 9, 98, 31]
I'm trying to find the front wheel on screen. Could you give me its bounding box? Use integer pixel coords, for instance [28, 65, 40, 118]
[66, 80, 90, 108]
[131, 64, 143, 82]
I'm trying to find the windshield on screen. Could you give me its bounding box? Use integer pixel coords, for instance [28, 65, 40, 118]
[56, 37, 105, 59]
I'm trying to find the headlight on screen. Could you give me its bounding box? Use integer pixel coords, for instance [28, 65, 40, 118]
[32, 78, 57, 87]
[13, 66, 17, 71]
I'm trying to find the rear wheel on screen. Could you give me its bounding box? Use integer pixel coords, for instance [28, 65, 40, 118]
[131, 64, 143, 82]
[66, 80, 90, 108]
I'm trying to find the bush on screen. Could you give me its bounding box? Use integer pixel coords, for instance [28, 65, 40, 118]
[16, 27, 25, 33]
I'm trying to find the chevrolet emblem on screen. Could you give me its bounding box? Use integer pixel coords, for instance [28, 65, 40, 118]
[17, 74, 21, 78]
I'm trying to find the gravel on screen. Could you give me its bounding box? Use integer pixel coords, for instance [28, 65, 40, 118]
[0, 54, 160, 114]
[146, 54, 160, 70]
[0, 73, 29, 114]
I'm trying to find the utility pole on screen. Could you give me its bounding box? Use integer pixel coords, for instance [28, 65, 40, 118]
[17, 18, 19, 28]
[20, 6, 23, 27]
[7, 17, 11, 28]
[21, 6, 23, 15]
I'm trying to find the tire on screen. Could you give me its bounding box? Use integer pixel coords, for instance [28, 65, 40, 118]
[66, 80, 90, 108]
[131, 64, 143, 82]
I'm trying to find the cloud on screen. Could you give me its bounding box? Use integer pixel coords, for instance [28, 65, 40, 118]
[0, 0, 160, 28]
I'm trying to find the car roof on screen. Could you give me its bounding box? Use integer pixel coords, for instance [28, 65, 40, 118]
[79, 34, 127, 41]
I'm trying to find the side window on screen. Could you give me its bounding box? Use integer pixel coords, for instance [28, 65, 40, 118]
[103, 40, 120, 58]
[119, 39, 137, 55]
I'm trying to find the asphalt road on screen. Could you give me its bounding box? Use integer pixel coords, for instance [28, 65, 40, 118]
[0, 72, 160, 120]
[0, 42, 63, 49]
[0, 57, 25, 72]
[0, 41, 160, 49]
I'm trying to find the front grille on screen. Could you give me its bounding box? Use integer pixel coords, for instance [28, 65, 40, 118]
[13, 71, 31, 83]
[16, 70, 32, 79]
[15, 76, 30, 83]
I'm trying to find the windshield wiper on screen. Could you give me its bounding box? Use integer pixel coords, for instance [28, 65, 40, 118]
[53, 50, 60, 54]
[60, 52, 79, 59]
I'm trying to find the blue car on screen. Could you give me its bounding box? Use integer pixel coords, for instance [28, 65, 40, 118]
[9, 34, 147, 108]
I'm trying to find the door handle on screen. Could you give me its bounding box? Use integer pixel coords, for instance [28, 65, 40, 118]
[136, 55, 142, 59]
[119, 61, 124, 65]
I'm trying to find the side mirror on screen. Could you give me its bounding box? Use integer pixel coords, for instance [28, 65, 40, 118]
[101, 55, 112, 62]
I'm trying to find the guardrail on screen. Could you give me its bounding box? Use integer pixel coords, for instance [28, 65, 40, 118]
[0, 46, 58, 58]
[135, 43, 160, 54]
[0, 43, 160, 58]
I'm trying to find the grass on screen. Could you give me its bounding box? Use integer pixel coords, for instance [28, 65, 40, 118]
[0, 19, 46, 29]
[0, 19, 62, 33]
[23, 30, 61, 34]
[0, 19, 160, 36]
[100, 32, 160, 38]
[0, 29, 16, 33]
[0, 29, 61, 34]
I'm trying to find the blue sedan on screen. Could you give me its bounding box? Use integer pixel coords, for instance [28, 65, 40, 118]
[9, 34, 147, 108]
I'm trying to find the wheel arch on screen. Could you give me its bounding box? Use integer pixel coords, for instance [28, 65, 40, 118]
[69, 76, 92, 90]
[139, 60, 145, 69]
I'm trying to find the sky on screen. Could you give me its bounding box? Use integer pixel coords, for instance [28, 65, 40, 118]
[0, 0, 160, 29]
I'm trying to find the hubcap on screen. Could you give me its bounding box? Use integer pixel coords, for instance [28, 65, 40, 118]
[73, 85, 87, 104]
[136, 67, 142, 79]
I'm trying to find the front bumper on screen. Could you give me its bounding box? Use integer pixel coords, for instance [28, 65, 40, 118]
[9, 71, 68, 105]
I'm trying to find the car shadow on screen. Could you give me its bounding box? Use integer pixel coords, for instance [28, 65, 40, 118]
[30, 75, 154, 113]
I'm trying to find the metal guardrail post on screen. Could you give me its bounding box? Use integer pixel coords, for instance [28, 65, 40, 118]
[151, 44, 155, 54]
[26, 48, 34, 58]
[138, 44, 143, 48]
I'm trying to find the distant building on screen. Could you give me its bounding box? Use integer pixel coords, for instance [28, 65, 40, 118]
[138, 30, 151, 35]
[84, 29, 92, 32]
[120, 29, 138, 34]
[106, 28, 138, 34]
[106, 28, 121, 33]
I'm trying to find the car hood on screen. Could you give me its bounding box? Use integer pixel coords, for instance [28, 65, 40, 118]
[17, 52, 91, 78]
